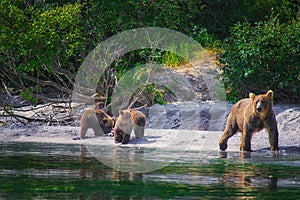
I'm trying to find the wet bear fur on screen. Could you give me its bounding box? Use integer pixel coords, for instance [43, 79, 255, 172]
[219, 90, 279, 152]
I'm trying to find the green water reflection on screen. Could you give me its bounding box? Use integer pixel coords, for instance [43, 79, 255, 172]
[0, 142, 299, 199]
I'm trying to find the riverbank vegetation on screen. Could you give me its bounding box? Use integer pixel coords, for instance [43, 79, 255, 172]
[1, 0, 299, 105]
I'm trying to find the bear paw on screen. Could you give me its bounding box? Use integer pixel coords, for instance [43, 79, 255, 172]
[219, 142, 228, 151]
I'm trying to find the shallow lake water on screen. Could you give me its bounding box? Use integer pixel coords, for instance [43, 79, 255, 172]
[0, 142, 299, 199]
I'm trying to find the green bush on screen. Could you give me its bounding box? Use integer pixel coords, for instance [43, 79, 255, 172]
[0, 1, 84, 97]
[1, 0, 299, 104]
[221, 15, 300, 103]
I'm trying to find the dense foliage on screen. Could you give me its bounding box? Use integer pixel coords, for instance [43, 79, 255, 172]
[222, 15, 300, 103]
[0, 0, 299, 104]
[0, 1, 84, 99]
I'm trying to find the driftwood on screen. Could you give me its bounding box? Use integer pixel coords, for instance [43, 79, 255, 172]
[127, 86, 146, 109]
[1, 101, 75, 125]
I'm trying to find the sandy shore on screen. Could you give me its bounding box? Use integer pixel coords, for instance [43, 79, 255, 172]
[0, 103, 299, 153]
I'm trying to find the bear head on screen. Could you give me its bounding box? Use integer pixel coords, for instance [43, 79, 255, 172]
[249, 90, 273, 118]
[102, 117, 115, 134]
[115, 110, 133, 134]
[119, 110, 131, 121]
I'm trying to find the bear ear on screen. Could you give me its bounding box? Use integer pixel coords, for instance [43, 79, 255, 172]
[266, 90, 274, 99]
[249, 93, 255, 101]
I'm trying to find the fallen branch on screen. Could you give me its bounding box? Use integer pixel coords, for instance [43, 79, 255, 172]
[129, 104, 148, 111]
[3, 107, 27, 125]
[2, 106, 75, 125]
[128, 85, 146, 109]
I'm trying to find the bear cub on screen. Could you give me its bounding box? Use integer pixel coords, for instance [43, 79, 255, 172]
[80, 109, 115, 139]
[219, 90, 279, 152]
[114, 109, 146, 144]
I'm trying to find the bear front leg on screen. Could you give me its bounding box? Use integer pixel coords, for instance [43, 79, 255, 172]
[265, 117, 279, 151]
[219, 123, 239, 151]
[240, 133, 253, 151]
[80, 127, 88, 139]
[240, 128, 253, 152]
[268, 128, 279, 151]
[133, 124, 144, 138]
[114, 129, 123, 143]
[122, 134, 130, 144]
[219, 133, 229, 151]
[93, 124, 104, 136]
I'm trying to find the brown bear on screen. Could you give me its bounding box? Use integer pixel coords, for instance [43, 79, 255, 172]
[219, 90, 279, 152]
[80, 109, 115, 139]
[114, 109, 146, 144]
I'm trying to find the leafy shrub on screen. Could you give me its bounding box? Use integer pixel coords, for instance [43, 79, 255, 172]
[221, 15, 300, 103]
[0, 1, 84, 99]
[1, 0, 299, 105]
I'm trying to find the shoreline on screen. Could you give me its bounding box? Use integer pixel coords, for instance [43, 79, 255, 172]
[1, 127, 299, 153]
[0, 103, 299, 153]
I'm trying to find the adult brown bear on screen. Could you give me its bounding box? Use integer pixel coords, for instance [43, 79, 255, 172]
[114, 109, 146, 144]
[80, 109, 115, 139]
[219, 90, 279, 152]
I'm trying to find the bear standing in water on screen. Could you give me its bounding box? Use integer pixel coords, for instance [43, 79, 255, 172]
[219, 90, 279, 152]
[114, 109, 146, 144]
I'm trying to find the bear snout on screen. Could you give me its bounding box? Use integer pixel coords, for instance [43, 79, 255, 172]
[256, 102, 264, 112]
